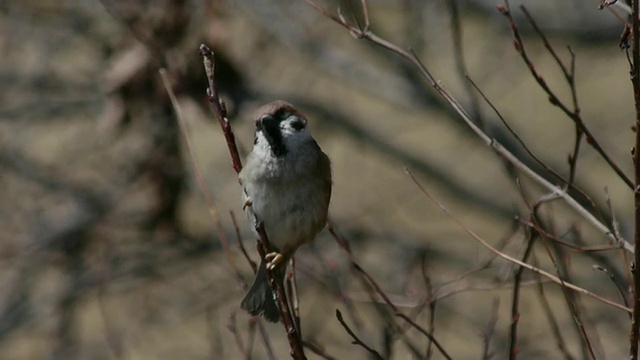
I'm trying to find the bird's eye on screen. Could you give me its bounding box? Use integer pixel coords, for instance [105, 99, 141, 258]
[290, 119, 305, 131]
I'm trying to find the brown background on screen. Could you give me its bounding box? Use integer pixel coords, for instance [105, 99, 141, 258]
[0, 0, 634, 359]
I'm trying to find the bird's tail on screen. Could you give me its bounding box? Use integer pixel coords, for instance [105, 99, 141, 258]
[240, 260, 284, 322]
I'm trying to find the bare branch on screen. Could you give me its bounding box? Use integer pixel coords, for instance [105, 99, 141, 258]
[406, 167, 631, 314]
[304, 0, 632, 253]
[499, 2, 633, 190]
[335, 309, 383, 359]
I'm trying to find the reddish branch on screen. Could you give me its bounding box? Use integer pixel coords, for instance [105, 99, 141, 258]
[200, 46, 243, 174]
[198, 44, 307, 360]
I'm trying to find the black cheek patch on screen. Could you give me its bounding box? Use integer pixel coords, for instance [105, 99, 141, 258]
[290, 120, 305, 131]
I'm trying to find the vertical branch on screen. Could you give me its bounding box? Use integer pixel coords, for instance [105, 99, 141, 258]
[159, 69, 242, 283]
[533, 264, 575, 360]
[420, 255, 436, 360]
[197, 45, 307, 360]
[199, 46, 243, 174]
[481, 298, 500, 360]
[630, 0, 640, 356]
[446, 0, 485, 128]
[508, 226, 536, 360]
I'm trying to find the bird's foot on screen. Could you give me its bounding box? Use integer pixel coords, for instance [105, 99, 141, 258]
[265, 252, 284, 270]
[243, 197, 253, 210]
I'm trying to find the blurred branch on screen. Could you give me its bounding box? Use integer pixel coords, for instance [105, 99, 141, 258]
[593, 265, 630, 315]
[327, 222, 453, 360]
[97, 250, 126, 360]
[629, 0, 640, 355]
[533, 263, 575, 360]
[304, 0, 633, 254]
[481, 298, 500, 360]
[256, 320, 277, 360]
[507, 221, 536, 360]
[335, 309, 383, 359]
[406, 168, 631, 313]
[446, 0, 485, 129]
[420, 255, 436, 360]
[301, 340, 338, 360]
[225, 312, 250, 360]
[159, 68, 243, 285]
[515, 177, 596, 359]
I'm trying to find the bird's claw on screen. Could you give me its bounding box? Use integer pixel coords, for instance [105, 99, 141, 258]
[265, 252, 284, 270]
[243, 197, 253, 210]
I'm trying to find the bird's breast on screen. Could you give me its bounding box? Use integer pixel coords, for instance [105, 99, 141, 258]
[241, 176, 328, 250]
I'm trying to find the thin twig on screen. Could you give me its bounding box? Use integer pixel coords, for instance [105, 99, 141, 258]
[466, 76, 575, 192]
[406, 167, 631, 313]
[447, 0, 485, 129]
[302, 340, 338, 360]
[531, 257, 575, 360]
[529, 203, 597, 359]
[508, 222, 536, 360]
[96, 240, 125, 360]
[199, 46, 242, 173]
[288, 257, 302, 332]
[256, 320, 277, 360]
[244, 319, 257, 359]
[158, 68, 242, 283]
[481, 298, 500, 360]
[335, 309, 384, 359]
[499, 2, 633, 189]
[421, 255, 436, 360]
[593, 265, 631, 318]
[519, 6, 584, 185]
[327, 223, 453, 360]
[517, 175, 597, 359]
[230, 211, 257, 274]
[226, 312, 250, 360]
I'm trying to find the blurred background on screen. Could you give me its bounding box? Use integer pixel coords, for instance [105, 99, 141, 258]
[0, 0, 636, 358]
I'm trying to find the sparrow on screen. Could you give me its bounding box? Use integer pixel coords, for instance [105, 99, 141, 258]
[239, 100, 332, 322]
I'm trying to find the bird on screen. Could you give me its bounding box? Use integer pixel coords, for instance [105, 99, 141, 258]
[239, 100, 332, 322]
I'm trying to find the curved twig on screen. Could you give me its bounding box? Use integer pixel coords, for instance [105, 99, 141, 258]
[406, 168, 631, 314]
